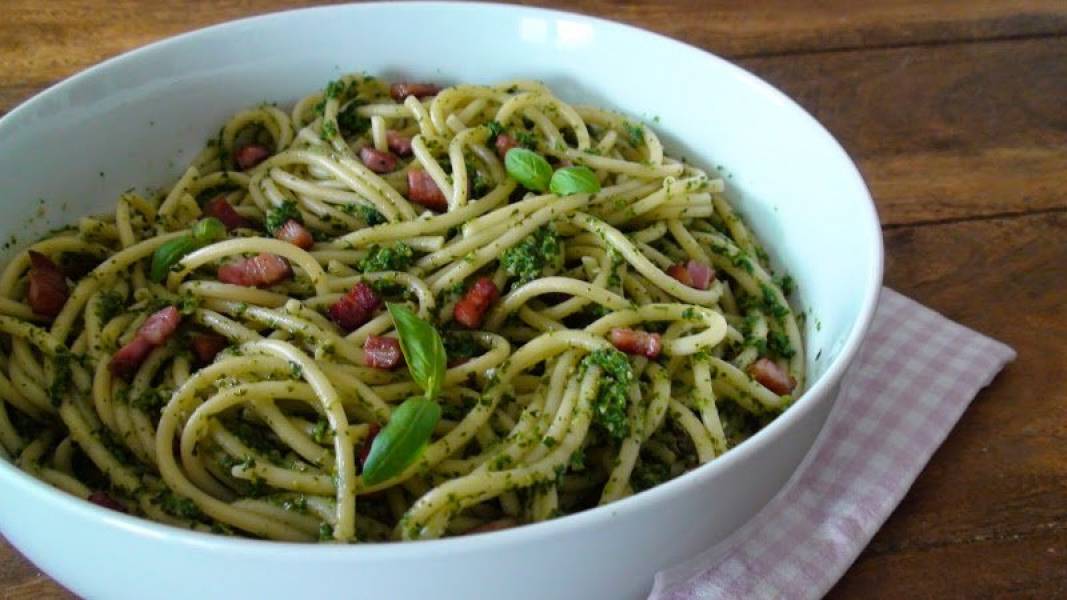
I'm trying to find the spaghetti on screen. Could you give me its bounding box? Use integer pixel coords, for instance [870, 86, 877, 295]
[0, 75, 803, 542]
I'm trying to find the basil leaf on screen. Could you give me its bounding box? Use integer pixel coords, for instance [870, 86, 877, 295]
[149, 236, 197, 282]
[149, 218, 228, 282]
[550, 166, 601, 196]
[504, 148, 552, 193]
[387, 303, 446, 400]
[361, 396, 441, 485]
[191, 217, 226, 244]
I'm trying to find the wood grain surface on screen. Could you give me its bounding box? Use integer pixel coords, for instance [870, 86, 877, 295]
[1, 1, 1065, 598]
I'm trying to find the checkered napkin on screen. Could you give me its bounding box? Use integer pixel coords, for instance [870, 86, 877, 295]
[649, 288, 1017, 600]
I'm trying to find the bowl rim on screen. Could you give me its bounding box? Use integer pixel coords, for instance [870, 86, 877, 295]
[0, 0, 884, 558]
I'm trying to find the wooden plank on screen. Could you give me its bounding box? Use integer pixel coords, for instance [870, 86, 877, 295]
[0, 85, 40, 119]
[829, 211, 1067, 597]
[738, 37, 1067, 225]
[861, 148, 1067, 226]
[0, 0, 1066, 91]
[561, 0, 1067, 57]
[739, 37, 1067, 159]
[830, 530, 1067, 598]
[0, 574, 71, 600]
[0, 538, 70, 599]
[0, 0, 338, 88]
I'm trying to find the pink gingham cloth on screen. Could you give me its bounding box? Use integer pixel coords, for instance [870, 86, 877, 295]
[649, 287, 1017, 600]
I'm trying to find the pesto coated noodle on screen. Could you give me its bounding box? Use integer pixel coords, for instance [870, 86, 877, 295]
[0, 75, 803, 542]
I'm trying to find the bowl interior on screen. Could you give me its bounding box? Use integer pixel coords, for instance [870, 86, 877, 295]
[0, 0, 881, 563]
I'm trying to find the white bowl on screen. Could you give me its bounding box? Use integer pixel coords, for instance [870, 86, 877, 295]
[0, 3, 882, 599]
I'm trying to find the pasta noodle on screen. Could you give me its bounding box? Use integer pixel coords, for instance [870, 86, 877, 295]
[0, 75, 803, 542]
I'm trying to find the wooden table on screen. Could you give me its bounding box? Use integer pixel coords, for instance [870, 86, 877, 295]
[1, 1, 1064, 597]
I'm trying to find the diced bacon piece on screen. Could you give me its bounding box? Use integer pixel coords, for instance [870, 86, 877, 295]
[87, 491, 127, 513]
[389, 82, 441, 102]
[386, 131, 413, 156]
[109, 337, 153, 380]
[26, 251, 68, 318]
[406, 169, 448, 211]
[139, 306, 181, 345]
[668, 260, 715, 290]
[274, 219, 314, 250]
[359, 146, 398, 174]
[190, 333, 229, 365]
[466, 518, 519, 535]
[666, 263, 693, 287]
[363, 335, 402, 369]
[217, 253, 292, 288]
[495, 134, 518, 158]
[747, 358, 796, 395]
[358, 423, 381, 470]
[234, 143, 271, 170]
[453, 277, 499, 329]
[109, 306, 182, 379]
[685, 260, 715, 290]
[202, 195, 250, 230]
[327, 282, 381, 332]
[609, 328, 662, 359]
